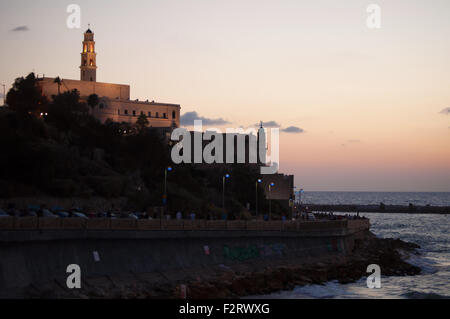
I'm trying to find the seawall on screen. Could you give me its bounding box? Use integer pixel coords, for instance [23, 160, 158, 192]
[0, 219, 370, 298]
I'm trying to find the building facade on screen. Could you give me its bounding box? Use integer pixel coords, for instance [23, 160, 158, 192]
[37, 28, 180, 128]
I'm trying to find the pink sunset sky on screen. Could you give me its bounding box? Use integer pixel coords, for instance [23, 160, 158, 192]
[1, 0, 449, 191]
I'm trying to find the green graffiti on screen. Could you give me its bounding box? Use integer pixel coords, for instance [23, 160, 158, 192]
[223, 245, 260, 261]
[223, 244, 286, 261]
[327, 238, 342, 252]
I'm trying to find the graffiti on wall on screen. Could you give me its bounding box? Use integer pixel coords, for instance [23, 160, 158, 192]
[223, 243, 287, 261]
[327, 238, 342, 253]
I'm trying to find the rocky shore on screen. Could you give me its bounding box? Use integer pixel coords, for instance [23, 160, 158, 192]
[26, 232, 421, 299]
[179, 235, 422, 299]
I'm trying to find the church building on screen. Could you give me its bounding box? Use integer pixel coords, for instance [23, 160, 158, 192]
[37, 28, 181, 128]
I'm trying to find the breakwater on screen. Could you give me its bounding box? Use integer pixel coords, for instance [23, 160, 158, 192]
[0, 219, 371, 298]
[303, 204, 450, 214]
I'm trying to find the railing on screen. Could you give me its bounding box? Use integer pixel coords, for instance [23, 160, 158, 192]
[0, 217, 370, 232]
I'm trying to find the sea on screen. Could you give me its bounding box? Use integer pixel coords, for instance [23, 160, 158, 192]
[256, 192, 450, 299]
[300, 191, 450, 207]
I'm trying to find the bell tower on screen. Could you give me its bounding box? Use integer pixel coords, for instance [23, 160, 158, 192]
[80, 26, 97, 82]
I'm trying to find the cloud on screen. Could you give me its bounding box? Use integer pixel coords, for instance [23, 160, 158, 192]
[341, 140, 361, 147]
[439, 107, 450, 114]
[281, 126, 305, 134]
[10, 26, 29, 32]
[254, 121, 281, 128]
[180, 112, 231, 126]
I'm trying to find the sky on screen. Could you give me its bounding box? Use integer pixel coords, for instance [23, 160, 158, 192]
[0, 0, 449, 191]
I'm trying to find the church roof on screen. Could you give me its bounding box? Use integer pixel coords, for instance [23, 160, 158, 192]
[86, 28, 93, 34]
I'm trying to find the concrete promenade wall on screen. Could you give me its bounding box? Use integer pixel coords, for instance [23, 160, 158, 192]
[0, 217, 369, 233]
[0, 220, 369, 298]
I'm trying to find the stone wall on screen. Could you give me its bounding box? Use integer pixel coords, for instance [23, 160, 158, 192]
[0, 220, 369, 298]
[37, 77, 130, 100]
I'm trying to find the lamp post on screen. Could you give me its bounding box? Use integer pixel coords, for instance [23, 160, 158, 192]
[255, 179, 262, 219]
[162, 166, 173, 223]
[269, 182, 275, 220]
[223, 174, 231, 213]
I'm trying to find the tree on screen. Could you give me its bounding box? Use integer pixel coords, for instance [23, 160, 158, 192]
[135, 114, 149, 133]
[6, 72, 48, 114]
[46, 89, 88, 132]
[53, 77, 62, 95]
[87, 94, 99, 109]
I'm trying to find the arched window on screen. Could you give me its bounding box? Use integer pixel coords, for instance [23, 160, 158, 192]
[89, 59, 93, 66]
[124, 109, 128, 115]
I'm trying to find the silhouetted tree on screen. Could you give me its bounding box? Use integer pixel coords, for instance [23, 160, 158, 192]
[46, 89, 88, 132]
[135, 114, 149, 133]
[87, 94, 99, 109]
[53, 77, 62, 95]
[6, 73, 48, 114]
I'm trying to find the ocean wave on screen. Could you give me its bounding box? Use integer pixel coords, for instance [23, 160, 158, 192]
[402, 291, 449, 299]
[405, 254, 438, 275]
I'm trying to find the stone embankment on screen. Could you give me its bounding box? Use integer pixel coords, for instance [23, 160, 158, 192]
[0, 219, 421, 299]
[51, 235, 420, 299]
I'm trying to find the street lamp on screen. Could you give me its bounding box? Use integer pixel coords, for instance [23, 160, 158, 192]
[255, 179, 262, 218]
[299, 189, 304, 205]
[162, 166, 173, 223]
[223, 174, 231, 213]
[269, 182, 275, 220]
